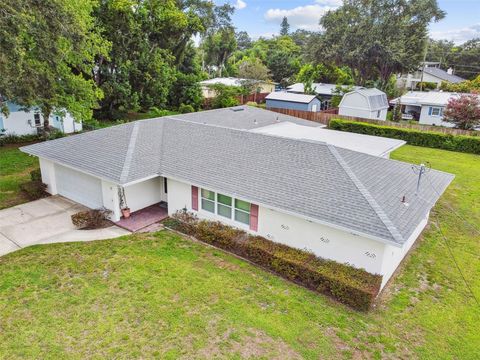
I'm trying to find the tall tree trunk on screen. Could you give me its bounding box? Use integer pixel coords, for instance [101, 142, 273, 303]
[41, 105, 52, 131]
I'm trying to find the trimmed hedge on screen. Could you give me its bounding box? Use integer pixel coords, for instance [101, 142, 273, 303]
[0, 130, 65, 146]
[329, 119, 480, 155]
[164, 211, 382, 311]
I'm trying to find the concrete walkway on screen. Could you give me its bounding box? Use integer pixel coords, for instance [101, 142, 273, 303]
[0, 196, 130, 257]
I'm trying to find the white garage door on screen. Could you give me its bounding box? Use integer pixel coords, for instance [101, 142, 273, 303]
[55, 165, 103, 209]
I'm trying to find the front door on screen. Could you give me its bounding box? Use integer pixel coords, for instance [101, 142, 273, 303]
[160, 177, 168, 202]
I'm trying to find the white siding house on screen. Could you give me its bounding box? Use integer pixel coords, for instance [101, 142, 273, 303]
[265, 92, 322, 112]
[0, 102, 82, 136]
[389, 91, 477, 127]
[338, 88, 389, 120]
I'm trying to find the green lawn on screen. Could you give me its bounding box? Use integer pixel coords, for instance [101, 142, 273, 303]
[0, 145, 39, 209]
[0, 145, 478, 359]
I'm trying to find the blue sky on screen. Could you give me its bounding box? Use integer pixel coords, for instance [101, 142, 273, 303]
[220, 0, 480, 44]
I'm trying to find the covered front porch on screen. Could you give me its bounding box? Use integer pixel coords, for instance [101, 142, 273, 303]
[115, 176, 169, 232]
[116, 202, 168, 232]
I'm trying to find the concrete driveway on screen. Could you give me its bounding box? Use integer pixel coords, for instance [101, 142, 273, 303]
[0, 196, 130, 257]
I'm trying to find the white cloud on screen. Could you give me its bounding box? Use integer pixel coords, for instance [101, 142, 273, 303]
[234, 0, 246, 10]
[430, 24, 480, 45]
[264, 1, 341, 31]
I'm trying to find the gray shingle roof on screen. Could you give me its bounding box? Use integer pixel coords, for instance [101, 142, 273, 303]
[424, 67, 465, 83]
[265, 92, 317, 103]
[167, 105, 321, 129]
[356, 88, 389, 110]
[21, 107, 454, 245]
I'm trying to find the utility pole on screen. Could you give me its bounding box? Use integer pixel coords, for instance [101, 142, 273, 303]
[412, 163, 430, 195]
[419, 41, 429, 92]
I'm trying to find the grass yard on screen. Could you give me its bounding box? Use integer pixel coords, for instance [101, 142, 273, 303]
[0, 145, 479, 359]
[0, 145, 39, 209]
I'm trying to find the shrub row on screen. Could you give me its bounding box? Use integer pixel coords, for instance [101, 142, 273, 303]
[0, 130, 65, 145]
[329, 119, 480, 155]
[164, 211, 382, 311]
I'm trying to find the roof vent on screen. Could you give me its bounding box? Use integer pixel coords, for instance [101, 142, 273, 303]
[231, 107, 244, 112]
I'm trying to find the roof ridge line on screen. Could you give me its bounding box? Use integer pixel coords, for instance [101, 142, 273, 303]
[119, 122, 140, 184]
[327, 145, 405, 244]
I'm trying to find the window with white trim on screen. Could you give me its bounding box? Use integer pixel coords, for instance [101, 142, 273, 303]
[201, 189, 215, 213]
[429, 106, 443, 117]
[200, 189, 251, 225]
[34, 113, 41, 126]
[234, 199, 250, 225]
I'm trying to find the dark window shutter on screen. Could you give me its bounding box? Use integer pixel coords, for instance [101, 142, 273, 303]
[250, 204, 259, 231]
[192, 186, 198, 211]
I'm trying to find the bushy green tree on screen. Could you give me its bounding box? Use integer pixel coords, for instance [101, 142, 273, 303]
[280, 17, 290, 36]
[0, 0, 109, 128]
[441, 75, 480, 93]
[209, 84, 243, 108]
[95, 0, 230, 119]
[169, 73, 203, 111]
[316, 0, 445, 89]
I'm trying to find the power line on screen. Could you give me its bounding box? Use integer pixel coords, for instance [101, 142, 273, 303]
[434, 218, 480, 307]
[425, 175, 480, 236]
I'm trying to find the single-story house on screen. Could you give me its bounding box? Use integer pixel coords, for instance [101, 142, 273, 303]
[21, 106, 453, 289]
[0, 102, 82, 136]
[397, 62, 465, 90]
[338, 88, 389, 120]
[286, 83, 364, 110]
[390, 91, 475, 127]
[199, 77, 276, 98]
[251, 121, 405, 158]
[265, 92, 322, 112]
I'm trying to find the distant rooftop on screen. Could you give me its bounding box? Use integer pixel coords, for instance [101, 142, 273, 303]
[265, 91, 318, 104]
[423, 67, 465, 84]
[199, 77, 273, 87]
[286, 83, 364, 96]
[390, 91, 463, 106]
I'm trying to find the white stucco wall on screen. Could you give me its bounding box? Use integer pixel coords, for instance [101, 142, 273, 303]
[1, 111, 42, 135]
[58, 112, 83, 133]
[257, 206, 388, 275]
[124, 177, 162, 213]
[102, 180, 121, 221]
[1, 109, 81, 135]
[167, 178, 192, 215]
[380, 212, 429, 287]
[39, 158, 58, 194]
[166, 178, 391, 277]
[419, 106, 454, 127]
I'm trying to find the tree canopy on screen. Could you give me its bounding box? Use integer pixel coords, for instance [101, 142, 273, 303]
[0, 0, 109, 127]
[280, 17, 290, 36]
[314, 0, 445, 89]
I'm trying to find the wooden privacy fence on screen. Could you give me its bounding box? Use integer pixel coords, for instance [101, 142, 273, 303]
[267, 107, 479, 136]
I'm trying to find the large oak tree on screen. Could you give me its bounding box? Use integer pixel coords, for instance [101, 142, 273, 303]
[0, 0, 109, 129]
[315, 0, 445, 89]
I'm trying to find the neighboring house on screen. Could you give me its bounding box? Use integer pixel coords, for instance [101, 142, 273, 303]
[286, 83, 364, 110]
[21, 105, 453, 289]
[199, 77, 276, 99]
[265, 92, 322, 112]
[338, 88, 389, 120]
[390, 91, 472, 127]
[0, 102, 82, 136]
[397, 62, 465, 90]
